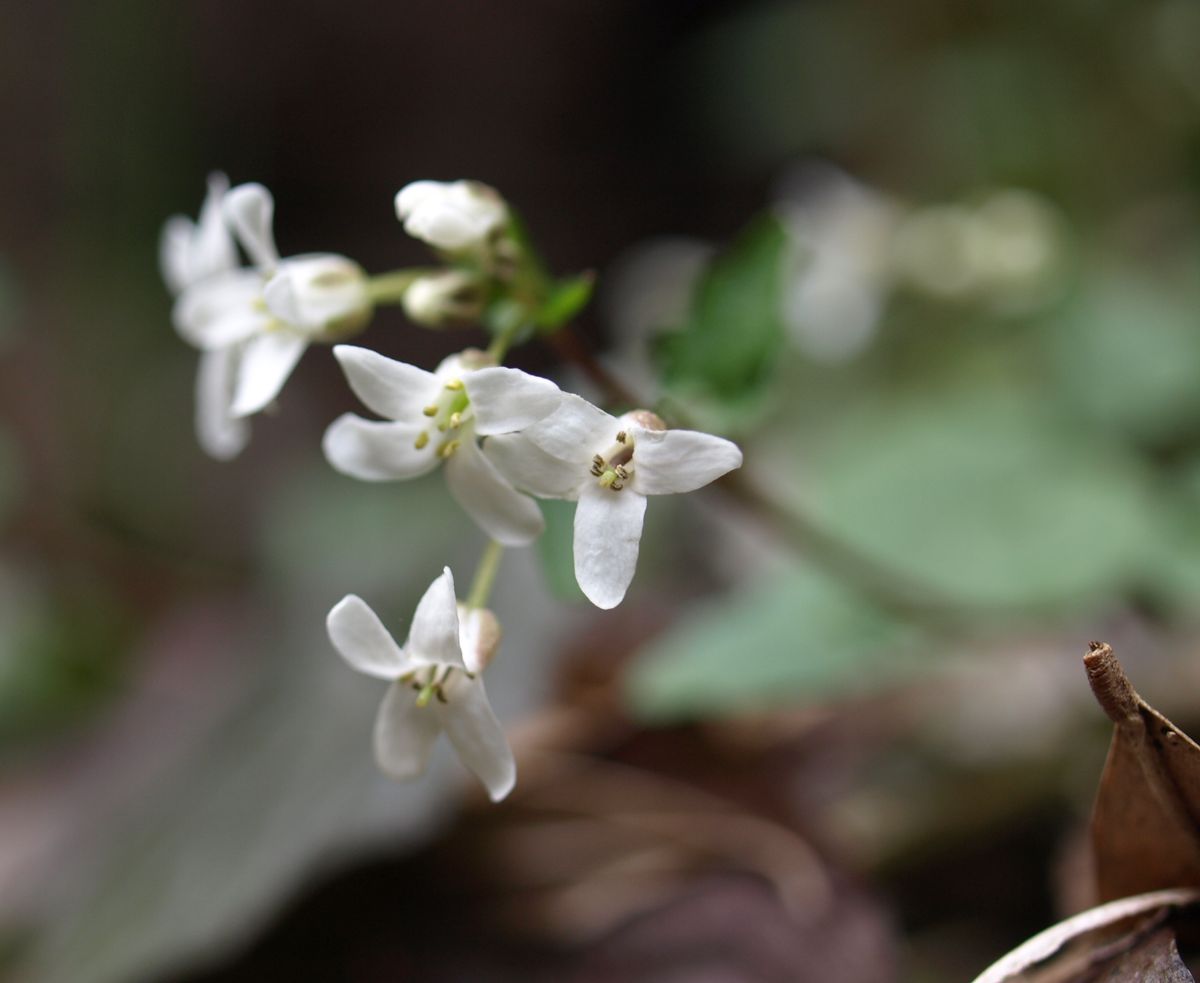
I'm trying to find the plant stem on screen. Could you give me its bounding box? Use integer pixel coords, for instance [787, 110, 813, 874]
[487, 320, 526, 364]
[367, 269, 426, 305]
[467, 539, 504, 610]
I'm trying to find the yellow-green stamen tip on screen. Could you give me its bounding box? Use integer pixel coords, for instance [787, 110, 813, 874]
[422, 405, 438, 417]
[444, 379, 464, 391]
[414, 431, 430, 450]
[415, 681, 438, 708]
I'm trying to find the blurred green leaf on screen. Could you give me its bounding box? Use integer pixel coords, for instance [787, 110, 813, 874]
[1042, 270, 1200, 443]
[535, 499, 586, 603]
[799, 384, 1160, 610]
[658, 214, 787, 413]
[0, 582, 130, 752]
[628, 565, 929, 723]
[535, 272, 595, 332]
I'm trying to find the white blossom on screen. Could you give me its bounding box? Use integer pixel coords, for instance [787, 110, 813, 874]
[484, 396, 743, 608]
[323, 345, 563, 546]
[170, 182, 371, 457]
[327, 568, 514, 801]
[395, 180, 507, 252]
[160, 174, 249, 459]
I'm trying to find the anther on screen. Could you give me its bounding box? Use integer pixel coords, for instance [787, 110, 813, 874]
[616, 431, 627, 443]
[437, 438, 461, 459]
[448, 411, 462, 429]
[423, 405, 438, 417]
[444, 379, 464, 391]
[414, 431, 430, 450]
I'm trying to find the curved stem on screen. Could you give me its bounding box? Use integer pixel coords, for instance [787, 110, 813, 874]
[366, 269, 428, 305]
[467, 539, 505, 610]
[487, 320, 527, 364]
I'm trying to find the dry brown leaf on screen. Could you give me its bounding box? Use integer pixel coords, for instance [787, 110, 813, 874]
[1084, 927, 1194, 982]
[971, 888, 1200, 983]
[1085, 642, 1200, 901]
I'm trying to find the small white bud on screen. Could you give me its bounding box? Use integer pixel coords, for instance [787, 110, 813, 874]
[395, 180, 508, 251]
[401, 270, 486, 327]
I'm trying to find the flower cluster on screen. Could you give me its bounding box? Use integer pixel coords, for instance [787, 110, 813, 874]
[161, 177, 743, 800]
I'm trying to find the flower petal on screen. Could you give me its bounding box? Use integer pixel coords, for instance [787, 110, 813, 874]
[195, 347, 250, 460]
[436, 676, 515, 801]
[373, 681, 441, 781]
[573, 483, 646, 609]
[444, 440, 545, 546]
[326, 594, 408, 679]
[482, 432, 582, 499]
[172, 270, 268, 350]
[262, 270, 302, 326]
[406, 567, 463, 668]
[632, 428, 744, 495]
[322, 414, 440, 481]
[332, 346, 441, 422]
[526, 393, 617, 462]
[160, 216, 198, 296]
[194, 172, 236, 278]
[223, 182, 279, 271]
[463, 367, 564, 436]
[230, 330, 307, 417]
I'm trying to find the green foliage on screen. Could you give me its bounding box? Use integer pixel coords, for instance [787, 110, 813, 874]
[535, 272, 595, 332]
[658, 215, 788, 420]
[1042, 269, 1200, 443]
[798, 384, 1160, 610]
[628, 565, 929, 723]
[535, 498, 586, 603]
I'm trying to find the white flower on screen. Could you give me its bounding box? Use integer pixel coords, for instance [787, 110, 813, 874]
[323, 345, 563, 546]
[170, 183, 370, 458]
[160, 174, 251, 459]
[484, 397, 743, 608]
[776, 162, 901, 363]
[327, 568, 515, 802]
[395, 180, 507, 251]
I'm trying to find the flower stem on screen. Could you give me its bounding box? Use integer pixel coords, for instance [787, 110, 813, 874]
[367, 269, 426, 305]
[487, 320, 527, 364]
[466, 539, 504, 610]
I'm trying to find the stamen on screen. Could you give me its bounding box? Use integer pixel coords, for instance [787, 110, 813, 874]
[423, 405, 438, 417]
[437, 438, 461, 459]
[448, 411, 462, 429]
[444, 379, 464, 391]
[415, 681, 439, 708]
[616, 430, 627, 443]
[414, 431, 429, 450]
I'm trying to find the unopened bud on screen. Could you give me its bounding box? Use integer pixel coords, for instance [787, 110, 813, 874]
[401, 270, 487, 327]
[263, 255, 372, 340]
[624, 409, 667, 432]
[395, 180, 508, 252]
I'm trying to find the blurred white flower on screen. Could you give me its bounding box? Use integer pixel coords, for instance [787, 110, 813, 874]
[775, 162, 902, 363]
[327, 568, 514, 802]
[892, 189, 1065, 311]
[170, 183, 371, 458]
[484, 397, 743, 609]
[395, 180, 507, 251]
[323, 346, 563, 545]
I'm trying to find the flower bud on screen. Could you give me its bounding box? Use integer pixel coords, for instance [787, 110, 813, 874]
[623, 409, 667, 432]
[401, 270, 487, 327]
[395, 180, 508, 252]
